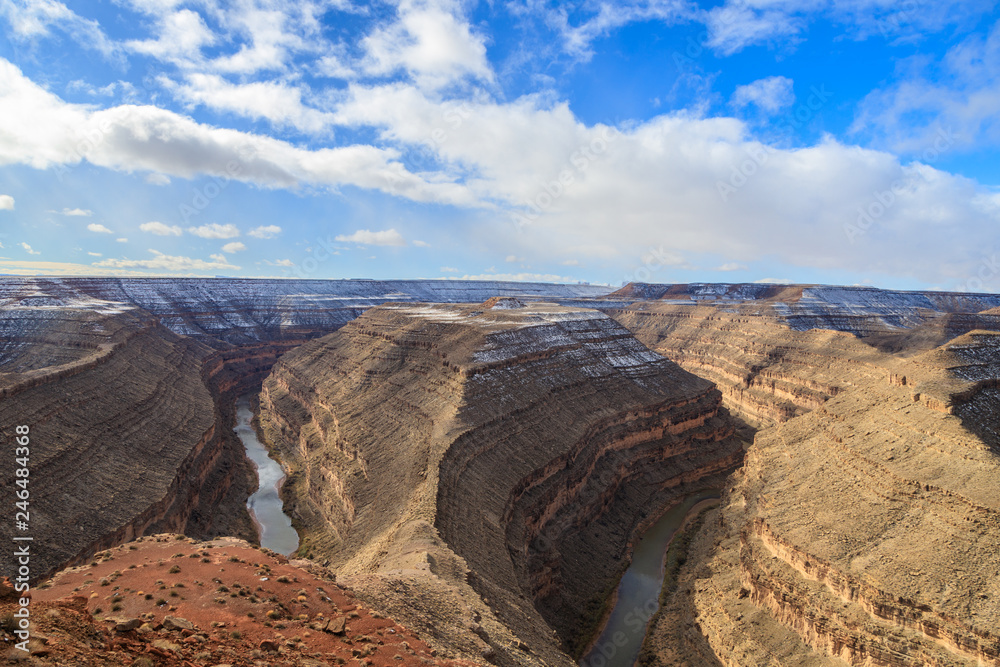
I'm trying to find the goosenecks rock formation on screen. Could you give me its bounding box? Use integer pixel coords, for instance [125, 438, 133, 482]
[614, 292, 1000, 666]
[0, 295, 258, 582]
[0, 277, 607, 583]
[258, 300, 744, 666]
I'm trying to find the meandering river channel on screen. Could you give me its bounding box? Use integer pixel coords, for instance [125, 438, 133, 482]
[580, 488, 721, 667]
[234, 395, 300, 556]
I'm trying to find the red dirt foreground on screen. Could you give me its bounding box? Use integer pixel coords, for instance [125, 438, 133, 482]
[2, 534, 479, 667]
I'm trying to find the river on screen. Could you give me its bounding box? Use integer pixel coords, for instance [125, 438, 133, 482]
[233, 395, 300, 556]
[579, 489, 721, 667]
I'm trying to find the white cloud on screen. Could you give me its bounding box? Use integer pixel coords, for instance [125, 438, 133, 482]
[87, 251, 102, 256]
[164, 74, 335, 133]
[54, 207, 92, 216]
[188, 223, 240, 239]
[93, 249, 239, 273]
[731, 76, 795, 114]
[540, 1, 693, 61]
[140, 221, 183, 236]
[330, 80, 1000, 287]
[145, 173, 170, 186]
[852, 21, 1000, 152]
[412, 239, 430, 247]
[248, 224, 282, 239]
[87, 223, 113, 233]
[221, 241, 246, 253]
[116, 237, 128, 243]
[0, 59, 477, 207]
[20, 242, 39, 254]
[124, 8, 216, 66]
[0, 194, 13, 210]
[267, 258, 295, 267]
[715, 262, 748, 271]
[1, 0, 117, 57]
[335, 228, 407, 246]
[361, 0, 494, 89]
[440, 266, 459, 272]
[562, 259, 580, 266]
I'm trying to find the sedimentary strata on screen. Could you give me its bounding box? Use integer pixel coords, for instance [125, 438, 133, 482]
[642, 329, 1000, 666]
[258, 300, 743, 666]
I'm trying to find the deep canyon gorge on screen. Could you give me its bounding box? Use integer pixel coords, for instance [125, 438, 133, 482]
[1, 277, 998, 667]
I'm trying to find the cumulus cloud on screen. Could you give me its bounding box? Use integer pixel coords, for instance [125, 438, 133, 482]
[221, 241, 246, 253]
[87, 223, 112, 233]
[145, 173, 170, 185]
[360, 0, 494, 89]
[332, 81, 1000, 287]
[412, 240, 430, 247]
[20, 242, 39, 254]
[93, 249, 239, 272]
[164, 74, 335, 133]
[187, 223, 240, 239]
[335, 228, 407, 246]
[0, 194, 13, 210]
[0, 59, 478, 208]
[248, 224, 282, 239]
[59, 207, 92, 216]
[266, 258, 295, 267]
[140, 221, 182, 236]
[116, 237, 128, 243]
[730, 76, 795, 114]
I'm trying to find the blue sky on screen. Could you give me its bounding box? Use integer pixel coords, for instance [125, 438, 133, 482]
[0, 0, 998, 290]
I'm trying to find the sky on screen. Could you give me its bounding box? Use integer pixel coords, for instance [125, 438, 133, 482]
[0, 0, 998, 291]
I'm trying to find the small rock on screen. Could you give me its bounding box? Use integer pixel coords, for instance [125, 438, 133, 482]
[115, 618, 143, 632]
[162, 615, 194, 631]
[259, 639, 281, 652]
[327, 616, 346, 635]
[151, 638, 182, 653]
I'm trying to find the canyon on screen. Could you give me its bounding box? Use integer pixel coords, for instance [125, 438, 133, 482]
[1, 277, 999, 666]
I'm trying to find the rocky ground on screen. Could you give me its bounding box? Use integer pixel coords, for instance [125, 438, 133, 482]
[4, 533, 474, 667]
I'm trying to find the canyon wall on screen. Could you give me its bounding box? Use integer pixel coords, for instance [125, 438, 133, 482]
[618, 293, 1000, 666]
[0, 295, 256, 582]
[0, 277, 613, 583]
[258, 300, 743, 666]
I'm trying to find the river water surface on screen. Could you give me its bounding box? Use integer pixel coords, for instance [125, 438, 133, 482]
[580, 488, 721, 667]
[234, 395, 299, 556]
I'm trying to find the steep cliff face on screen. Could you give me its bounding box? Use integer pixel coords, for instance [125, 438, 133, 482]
[643, 331, 1000, 666]
[258, 300, 743, 666]
[608, 292, 1000, 429]
[0, 294, 256, 582]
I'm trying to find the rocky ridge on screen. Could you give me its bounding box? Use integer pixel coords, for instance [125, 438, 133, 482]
[8, 532, 472, 667]
[257, 300, 743, 667]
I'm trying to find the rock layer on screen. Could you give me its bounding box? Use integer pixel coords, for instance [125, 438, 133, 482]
[640, 328, 1000, 666]
[258, 301, 743, 666]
